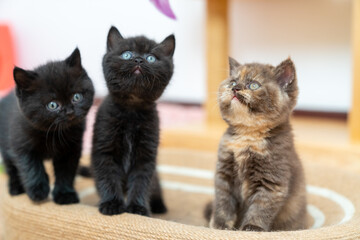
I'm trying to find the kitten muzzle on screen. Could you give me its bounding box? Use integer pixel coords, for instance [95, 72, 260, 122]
[132, 66, 143, 75]
[67, 115, 76, 121]
[233, 93, 247, 105]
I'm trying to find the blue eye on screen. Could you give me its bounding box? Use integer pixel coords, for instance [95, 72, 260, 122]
[47, 101, 60, 111]
[248, 82, 261, 90]
[146, 55, 156, 63]
[121, 51, 133, 60]
[231, 81, 236, 86]
[72, 93, 83, 103]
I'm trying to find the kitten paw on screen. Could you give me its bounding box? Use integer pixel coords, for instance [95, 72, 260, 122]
[242, 224, 265, 232]
[210, 221, 236, 230]
[127, 204, 150, 216]
[99, 199, 126, 215]
[150, 198, 167, 214]
[52, 190, 79, 205]
[8, 181, 25, 196]
[27, 182, 50, 202]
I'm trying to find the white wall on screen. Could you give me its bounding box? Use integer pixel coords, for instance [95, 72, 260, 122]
[229, 0, 352, 112]
[0, 0, 353, 112]
[0, 0, 206, 103]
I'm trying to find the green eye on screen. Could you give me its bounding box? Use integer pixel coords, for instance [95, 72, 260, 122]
[248, 82, 260, 90]
[231, 81, 236, 86]
[146, 55, 156, 63]
[121, 51, 133, 60]
[72, 93, 83, 103]
[47, 101, 60, 111]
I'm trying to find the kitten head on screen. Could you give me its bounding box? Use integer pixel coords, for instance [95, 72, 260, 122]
[102, 26, 175, 103]
[218, 57, 298, 128]
[13, 48, 95, 130]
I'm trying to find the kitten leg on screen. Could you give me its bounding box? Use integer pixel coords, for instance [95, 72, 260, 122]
[93, 154, 126, 215]
[210, 153, 238, 230]
[210, 178, 238, 230]
[126, 162, 154, 216]
[2, 152, 25, 195]
[52, 152, 80, 204]
[149, 171, 167, 214]
[240, 187, 288, 231]
[16, 154, 50, 202]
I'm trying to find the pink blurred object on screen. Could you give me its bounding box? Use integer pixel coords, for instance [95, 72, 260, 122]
[150, 0, 176, 20]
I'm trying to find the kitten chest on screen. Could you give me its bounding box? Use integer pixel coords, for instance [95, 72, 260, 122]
[110, 108, 159, 173]
[225, 135, 269, 159]
[223, 134, 270, 199]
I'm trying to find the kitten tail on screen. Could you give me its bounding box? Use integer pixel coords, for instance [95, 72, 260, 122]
[204, 201, 213, 222]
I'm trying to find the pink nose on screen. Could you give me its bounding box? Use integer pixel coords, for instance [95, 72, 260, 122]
[232, 86, 241, 92]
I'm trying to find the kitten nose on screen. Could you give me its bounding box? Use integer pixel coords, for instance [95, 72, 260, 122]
[134, 57, 143, 64]
[232, 86, 242, 92]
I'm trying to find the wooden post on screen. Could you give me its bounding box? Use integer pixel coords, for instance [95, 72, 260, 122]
[350, 0, 360, 143]
[206, 0, 229, 125]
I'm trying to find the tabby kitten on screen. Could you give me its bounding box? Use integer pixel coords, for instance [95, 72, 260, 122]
[0, 48, 94, 204]
[91, 26, 175, 216]
[209, 57, 307, 231]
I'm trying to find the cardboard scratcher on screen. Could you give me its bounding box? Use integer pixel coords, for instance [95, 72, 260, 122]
[1, 148, 360, 239]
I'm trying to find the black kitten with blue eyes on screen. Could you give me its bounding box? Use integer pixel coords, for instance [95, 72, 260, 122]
[0, 48, 94, 204]
[91, 26, 175, 216]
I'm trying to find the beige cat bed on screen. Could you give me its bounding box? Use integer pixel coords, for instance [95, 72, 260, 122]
[1, 148, 360, 240]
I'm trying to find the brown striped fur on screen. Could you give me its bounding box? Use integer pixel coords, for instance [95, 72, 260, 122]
[208, 57, 307, 231]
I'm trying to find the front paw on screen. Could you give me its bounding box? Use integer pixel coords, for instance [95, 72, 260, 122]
[8, 179, 25, 196]
[99, 199, 126, 215]
[209, 217, 236, 230]
[150, 198, 167, 214]
[127, 204, 150, 216]
[52, 188, 79, 205]
[27, 182, 50, 202]
[242, 224, 265, 232]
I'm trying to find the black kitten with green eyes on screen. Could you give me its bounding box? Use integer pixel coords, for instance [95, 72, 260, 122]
[0, 48, 94, 204]
[91, 26, 175, 216]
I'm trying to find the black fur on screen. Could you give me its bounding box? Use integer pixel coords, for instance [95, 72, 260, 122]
[91, 26, 175, 216]
[0, 48, 94, 204]
[77, 165, 93, 178]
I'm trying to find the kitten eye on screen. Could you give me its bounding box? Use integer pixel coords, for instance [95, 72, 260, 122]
[248, 81, 261, 90]
[72, 93, 83, 103]
[47, 101, 60, 111]
[146, 55, 156, 63]
[121, 51, 133, 60]
[229, 81, 236, 87]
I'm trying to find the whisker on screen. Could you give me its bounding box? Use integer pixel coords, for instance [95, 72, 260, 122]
[61, 123, 71, 148]
[58, 123, 65, 147]
[45, 122, 56, 150]
[52, 123, 58, 153]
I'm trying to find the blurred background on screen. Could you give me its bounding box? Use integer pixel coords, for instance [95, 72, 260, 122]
[0, 0, 352, 113]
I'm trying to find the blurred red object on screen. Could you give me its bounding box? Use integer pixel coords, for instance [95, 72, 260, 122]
[0, 25, 16, 98]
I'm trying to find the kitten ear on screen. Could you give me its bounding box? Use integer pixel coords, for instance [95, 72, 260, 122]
[156, 34, 175, 57]
[229, 57, 241, 76]
[275, 58, 296, 89]
[13, 66, 37, 90]
[65, 48, 82, 69]
[107, 26, 124, 52]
